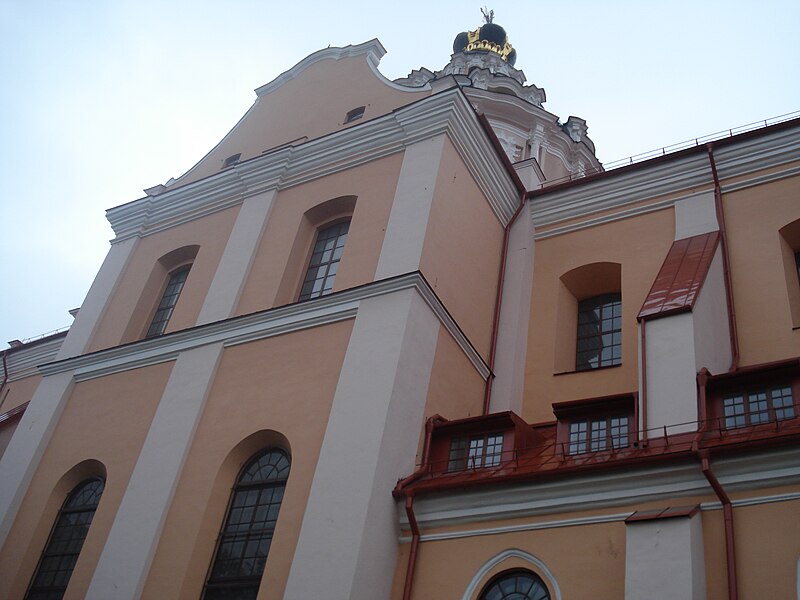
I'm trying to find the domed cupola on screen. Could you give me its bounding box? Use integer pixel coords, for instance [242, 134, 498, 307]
[453, 9, 517, 66]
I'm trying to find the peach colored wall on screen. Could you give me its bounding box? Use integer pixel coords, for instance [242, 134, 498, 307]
[722, 173, 800, 365]
[175, 54, 428, 187]
[0, 372, 42, 413]
[413, 327, 486, 462]
[237, 153, 403, 314]
[141, 319, 354, 600]
[420, 137, 505, 358]
[89, 206, 238, 353]
[400, 520, 626, 599]
[0, 362, 173, 600]
[524, 208, 675, 423]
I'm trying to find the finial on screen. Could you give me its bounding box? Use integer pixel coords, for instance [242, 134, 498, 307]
[481, 7, 494, 24]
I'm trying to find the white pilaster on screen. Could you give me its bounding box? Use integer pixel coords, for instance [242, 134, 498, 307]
[57, 237, 139, 360]
[0, 237, 138, 549]
[625, 513, 706, 600]
[283, 289, 439, 600]
[490, 202, 534, 414]
[0, 372, 74, 547]
[196, 190, 276, 325]
[86, 342, 224, 599]
[374, 135, 445, 278]
[674, 191, 718, 240]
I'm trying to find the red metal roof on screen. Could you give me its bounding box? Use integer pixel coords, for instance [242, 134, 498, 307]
[638, 231, 720, 320]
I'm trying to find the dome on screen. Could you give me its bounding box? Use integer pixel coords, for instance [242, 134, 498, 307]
[452, 12, 516, 66]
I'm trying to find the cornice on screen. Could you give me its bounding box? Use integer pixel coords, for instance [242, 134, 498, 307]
[402, 447, 800, 530]
[255, 40, 388, 97]
[529, 123, 800, 234]
[38, 272, 489, 383]
[106, 88, 519, 241]
[5, 336, 65, 382]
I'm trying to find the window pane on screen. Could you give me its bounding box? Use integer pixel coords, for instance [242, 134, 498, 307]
[146, 266, 190, 338]
[576, 294, 621, 371]
[26, 479, 104, 600]
[205, 450, 290, 598]
[480, 571, 551, 600]
[771, 387, 795, 421]
[299, 221, 350, 301]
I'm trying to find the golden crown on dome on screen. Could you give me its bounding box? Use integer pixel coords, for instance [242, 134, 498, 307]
[452, 8, 517, 65]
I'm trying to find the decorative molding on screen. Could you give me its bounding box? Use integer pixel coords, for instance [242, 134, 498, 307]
[460, 548, 563, 600]
[530, 123, 800, 233]
[106, 89, 519, 241]
[37, 273, 489, 384]
[402, 489, 800, 545]
[401, 447, 800, 530]
[4, 337, 65, 382]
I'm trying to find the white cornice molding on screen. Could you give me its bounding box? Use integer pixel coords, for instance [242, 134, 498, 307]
[106, 88, 519, 240]
[530, 123, 800, 234]
[254, 40, 414, 98]
[4, 337, 65, 382]
[38, 273, 489, 383]
[402, 447, 800, 530]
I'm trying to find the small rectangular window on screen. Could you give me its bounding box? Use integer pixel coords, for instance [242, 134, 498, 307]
[448, 433, 504, 471]
[222, 153, 241, 168]
[568, 416, 628, 454]
[723, 386, 795, 429]
[344, 106, 365, 123]
[576, 293, 622, 370]
[146, 266, 190, 338]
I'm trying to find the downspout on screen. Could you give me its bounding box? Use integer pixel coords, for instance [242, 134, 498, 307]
[402, 495, 421, 600]
[483, 192, 527, 415]
[0, 350, 9, 414]
[706, 144, 740, 371]
[397, 415, 441, 600]
[700, 450, 738, 600]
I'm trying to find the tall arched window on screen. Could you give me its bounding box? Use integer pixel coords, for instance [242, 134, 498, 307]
[204, 448, 291, 600]
[479, 569, 551, 600]
[26, 478, 105, 600]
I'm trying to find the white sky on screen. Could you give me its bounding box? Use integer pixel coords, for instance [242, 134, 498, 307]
[1, 0, 799, 349]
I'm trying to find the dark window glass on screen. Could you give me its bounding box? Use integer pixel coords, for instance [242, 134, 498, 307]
[568, 416, 629, 455]
[448, 433, 504, 471]
[576, 293, 622, 371]
[204, 449, 290, 600]
[25, 478, 104, 600]
[223, 153, 241, 168]
[146, 266, 191, 338]
[795, 251, 800, 283]
[344, 106, 365, 123]
[723, 386, 795, 429]
[479, 570, 551, 600]
[298, 220, 350, 301]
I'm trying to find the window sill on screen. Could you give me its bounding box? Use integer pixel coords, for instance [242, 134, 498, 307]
[554, 363, 622, 377]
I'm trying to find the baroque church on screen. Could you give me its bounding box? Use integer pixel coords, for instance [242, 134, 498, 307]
[1, 13, 799, 600]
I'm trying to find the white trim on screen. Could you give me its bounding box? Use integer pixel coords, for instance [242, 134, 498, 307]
[4, 336, 65, 382]
[106, 89, 519, 241]
[37, 273, 490, 383]
[402, 447, 800, 530]
[530, 124, 800, 235]
[396, 491, 800, 545]
[460, 548, 562, 600]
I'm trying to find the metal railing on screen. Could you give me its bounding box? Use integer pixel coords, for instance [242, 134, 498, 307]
[537, 110, 800, 190]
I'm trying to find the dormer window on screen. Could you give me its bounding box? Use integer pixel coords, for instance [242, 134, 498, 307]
[344, 106, 365, 123]
[222, 153, 241, 169]
[447, 433, 504, 471]
[722, 386, 794, 429]
[553, 393, 635, 456]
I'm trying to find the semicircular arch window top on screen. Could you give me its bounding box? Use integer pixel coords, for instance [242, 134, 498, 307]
[479, 569, 551, 600]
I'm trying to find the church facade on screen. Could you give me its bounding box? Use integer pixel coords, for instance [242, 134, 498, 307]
[1, 17, 799, 600]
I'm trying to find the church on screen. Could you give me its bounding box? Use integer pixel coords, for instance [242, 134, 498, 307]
[1, 13, 799, 600]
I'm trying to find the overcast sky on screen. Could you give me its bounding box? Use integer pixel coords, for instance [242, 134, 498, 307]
[1, 0, 799, 349]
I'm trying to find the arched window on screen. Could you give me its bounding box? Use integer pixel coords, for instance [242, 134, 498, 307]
[204, 449, 291, 600]
[146, 265, 192, 338]
[479, 569, 551, 600]
[299, 219, 350, 301]
[26, 478, 105, 600]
